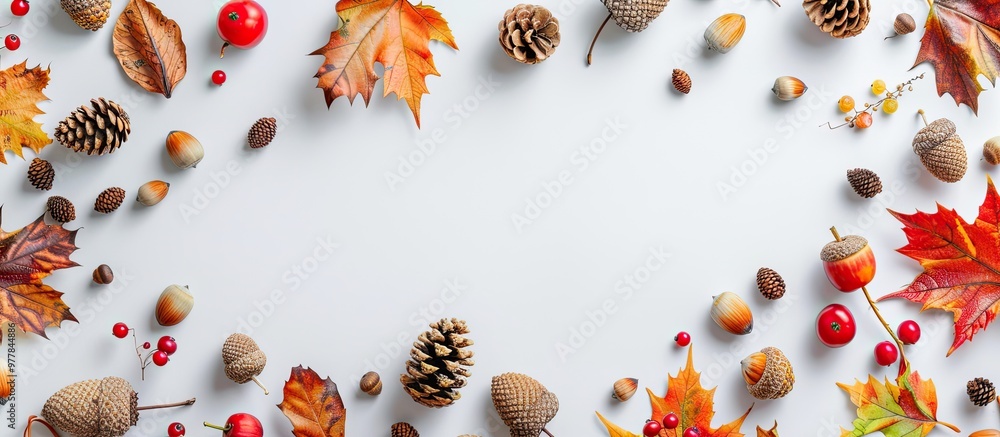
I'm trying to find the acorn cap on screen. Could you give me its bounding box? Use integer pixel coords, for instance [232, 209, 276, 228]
[491, 373, 559, 437]
[42, 376, 138, 437]
[604, 0, 668, 32]
[741, 347, 794, 400]
[820, 235, 868, 262]
[223, 333, 267, 384]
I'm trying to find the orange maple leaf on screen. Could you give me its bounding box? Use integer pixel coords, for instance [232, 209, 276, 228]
[0, 212, 78, 337]
[597, 346, 752, 437]
[0, 61, 52, 164]
[310, 0, 458, 127]
[881, 176, 1000, 355]
[838, 366, 958, 437]
[913, 0, 1000, 114]
[277, 366, 346, 437]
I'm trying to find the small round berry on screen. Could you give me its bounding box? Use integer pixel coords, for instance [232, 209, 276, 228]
[674, 331, 691, 347]
[112, 322, 129, 338]
[167, 422, 186, 437]
[10, 0, 28, 16]
[882, 98, 899, 114]
[855, 112, 873, 129]
[897, 320, 921, 345]
[211, 70, 226, 85]
[157, 336, 177, 355]
[142, 342, 151, 349]
[4, 34, 20, 51]
[643, 420, 663, 437]
[152, 350, 169, 366]
[871, 79, 887, 95]
[874, 341, 899, 366]
[683, 427, 700, 437]
[662, 413, 679, 430]
[838, 95, 855, 113]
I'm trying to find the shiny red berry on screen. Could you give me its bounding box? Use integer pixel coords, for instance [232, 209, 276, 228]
[643, 420, 662, 437]
[112, 322, 129, 338]
[874, 341, 899, 366]
[142, 342, 151, 349]
[662, 413, 679, 430]
[683, 427, 700, 437]
[152, 350, 169, 366]
[5, 34, 20, 51]
[157, 336, 177, 355]
[897, 320, 921, 345]
[211, 70, 226, 85]
[167, 422, 186, 437]
[10, 0, 28, 16]
[674, 331, 691, 347]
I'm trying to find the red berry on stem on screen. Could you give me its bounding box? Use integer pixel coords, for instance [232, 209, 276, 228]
[874, 341, 898, 366]
[158, 336, 177, 355]
[683, 427, 700, 437]
[217, 0, 268, 57]
[142, 342, 151, 349]
[211, 70, 226, 85]
[152, 350, 169, 366]
[10, 0, 28, 16]
[168, 422, 186, 437]
[816, 304, 856, 348]
[674, 331, 691, 347]
[662, 413, 679, 429]
[112, 322, 129, 338]
[5, 34, 20, 51]
[897, 320, 921, 345]
[643, 420, 662, 437]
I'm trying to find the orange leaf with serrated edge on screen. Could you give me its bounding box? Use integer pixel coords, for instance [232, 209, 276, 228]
[913, 0, 1000, 114]
[757, 422, 778, 437]
[838, 366, 958, 437]
[596, 346, 752, 437]
[0, 212, 78, 337]
[310, 0, 458, 127]
[277, 366, 346, 437]
[0, 61, 51, 165]
[882, 176, 1000, 355]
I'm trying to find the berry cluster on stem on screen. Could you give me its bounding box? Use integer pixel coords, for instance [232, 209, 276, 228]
[824, 74, 925, 130]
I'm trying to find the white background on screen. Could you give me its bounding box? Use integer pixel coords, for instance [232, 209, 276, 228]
[2, 0, 1000, 435]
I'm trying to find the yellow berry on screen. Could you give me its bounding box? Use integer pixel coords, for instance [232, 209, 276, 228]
[838, 95, 855, 113]
[883, 98, 899, 114]
[871, 79, 886, 95]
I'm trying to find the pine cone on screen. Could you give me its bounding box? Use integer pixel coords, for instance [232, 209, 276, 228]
[491, 373, 559, 437]
[802, 0, 870, 38]
[95, 187, 126, 214]
[756, 267, 785, 300]
[248, 117, 277, 149]
[846, 168, 882, 198]
[391, 422, 419, 437]
[604, 0, 669, 32]
[42, 376, 139, 437]
[47, 196, 76, 224]
[222, 333, 267, 386]
[56, 98, 131, 156]
[60, 0, 112, 31]
[498, 4, 560, 64]
[400, 318, 475, 408]
[671, 69, 691, 94]
[913, 115, 967, 183]
[27, 157, 54, 191]
[968, 377, 996, 407]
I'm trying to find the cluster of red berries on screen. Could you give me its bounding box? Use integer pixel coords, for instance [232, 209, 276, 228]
[2, 0, 30, 52]
[168, 422, 186, 437]
[643, 412, 698, 437]
[112, 322, 178, 376]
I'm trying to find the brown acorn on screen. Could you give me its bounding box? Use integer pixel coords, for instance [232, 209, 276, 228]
[223, 333, 268, 395]
[93, 264, 114, 285]
[491, 373, 558, 437]
[587, 0, 669, 64]
[165, 131, 204, 169]
[885, 13, 916, 39]
[137, 180, 170, 206]
[741, 347, 794, 399]
[0, 366, 9, 399]
[913, 109, 967, 183]
[360, 371, 382, 396]
[155, 285, 193, 326]
[711, 292, 753, 335]
[612, 377, 638, 401]
[984, 137, 1000, 165]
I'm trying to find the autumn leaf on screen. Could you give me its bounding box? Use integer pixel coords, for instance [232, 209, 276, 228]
[913, 0, 1000, 114]
[112, 0, 187, 98]
[277, 366, 346, 437]
[0, 61, 51, 165]
[310, 0, 458, 127]
[838, 367, 958, 437]
[597, 346, 752, 437]
[0, 212, 78, 337]
[757, 422, 778, 437]
[881, 176, 1000, 355]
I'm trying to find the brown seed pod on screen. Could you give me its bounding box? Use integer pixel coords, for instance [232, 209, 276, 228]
[93, 264, 114, 285]
[612, 377, 638, 401]
[95, 187, 126, 213]
[984, 137, 1000, 165]
[491, 373, 558, 437]
[27, 158, 54, 191]
[741, 347, 794, 399]
[886, 13, 916, 39]
[671, 69, 691, 94]
[711, 292, 753, 335]
[391, 422, 419, 437]
[360, 371, 382, 396]
[155, 285, 193, 326]
[165, 131, 204, 169]
[222, 333, 268, 394]
[248, 117, 277, 149]
[756, 267, 785, 300]
[913, 110, 967, 183]
[846, 168, 882, 198]
[587, 0, 668, 64]
[498, 4, 560, 64]
[968, 377, 996, 407]
[137, 180, 170, 206]
[46, 196, 76, 224]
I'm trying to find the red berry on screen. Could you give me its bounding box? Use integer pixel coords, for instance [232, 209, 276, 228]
[683, 427, 700, 437]
[112, 322, 129, 338]
[662, 413, 679, 429]
[217, 0, 268, 56]
[211, 70, 226, 85]
[157, 336, 177, 355]
[142, 342, 151, 349]
[152, 350, 169, 366]
[168, 422, 186, 437]
[874, 341, 898, 366]
[5, 34, 20, 51]
[897, 320, 921, 345]
[10, 0, 28, 16]
[674, 331, 691, 347]
[643, 420, 662, 437]
[816, 304, 856, 348]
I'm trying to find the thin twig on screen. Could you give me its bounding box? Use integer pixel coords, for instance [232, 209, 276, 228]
[136, 398, 196, 411]
[587, 14, 612, 66]
[542, 428, 555, 437]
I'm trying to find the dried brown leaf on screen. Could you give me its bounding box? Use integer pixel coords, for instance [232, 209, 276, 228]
[112, 0, 186, 98]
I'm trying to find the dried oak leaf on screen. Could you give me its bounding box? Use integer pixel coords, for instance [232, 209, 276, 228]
[838, 366, 958, 437]
[596, 346, 752, 437]
[0, 211, 79, 337]
[112, 0, 187, 98]
[310, 0, 458, 127]
[913, 0, 1000, 114]
[881, 175, 1000, 355]
[0, 61, 52, 165]
[277, 366, 346, 437]
[757, 422, 778, 437]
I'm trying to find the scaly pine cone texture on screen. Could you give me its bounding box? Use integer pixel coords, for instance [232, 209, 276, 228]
[47, 196, 76, 224]
[491, 373, 559, 437]
[95, 187, 126, 214]
[400, 318, 475, 408]
[60, 0, 112, 31]
[55, 98, 131, 156]
[391, 422, 419, 437]
[846, 168, 882, 198]
[498, 4, 560, 64]
[671, 69, 692, 94]
[756, 267, 785, 300]
[802, 0, 870, 38]
[604, 0, 669, 32]
[248, 117, 277, 149]
[967, 377, 996, 407]
[41, 376, 139, 437]
[222, 333, 267, 384]
[27, 158, 54, 191]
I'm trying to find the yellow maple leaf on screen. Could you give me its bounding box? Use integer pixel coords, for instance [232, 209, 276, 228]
[0, 61, 51, 165]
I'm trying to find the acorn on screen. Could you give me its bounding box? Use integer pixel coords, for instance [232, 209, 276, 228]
[704, 13, 746, 53]
[155, 285, 193, 326]
[912, 109, 967, 183]
[137, 180, 170, 206]
[391, 422, 419, 437]
[741, 347, 794, 399]
[0, 366, 10, 399]
[360, 371, 382, 396]
[821, 227, 875, 292]
[223, 333, 269, 395]
[885, 13, 915, 39]
[166, 131, 204, 169]
[612, 377, 638, 402]
[772, 76, 807, 101]
[711, 292, 753, 335]
[491, 373, 558, 437]
[984, 137, 1000, 165]
[93, 264, 114, 285]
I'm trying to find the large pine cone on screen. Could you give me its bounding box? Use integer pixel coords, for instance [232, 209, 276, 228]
[604, 0, 668, 32]
[802, 0, 870, 38]
[400, 318, 475, 408]
[42, 377, 139, 437]
[55, 98, 131, 156]
[499, 5, 560, 64]
[60, 0, 112, 31]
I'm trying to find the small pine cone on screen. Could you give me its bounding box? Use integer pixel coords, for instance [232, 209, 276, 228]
[248, 117, 277, 149]
[498, 4, 561, 64]
[756, 267, 785, 300]
[55, 98, 131, 156]
[95, 187, 126, 214]
[604, 0, 669, 32]
[27, 158, 55, 190]
[802, 0, 870, 38]
[400, 318, 475, 408]
[60, 0, 112, 31]
[47, 196, 76, 224]
[391, 422, 419, 437]
[671, 69, 691, 94]
[846, 168, 882, 198]
[222, 333, 267, 385]
[968, 377, 996, 407]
